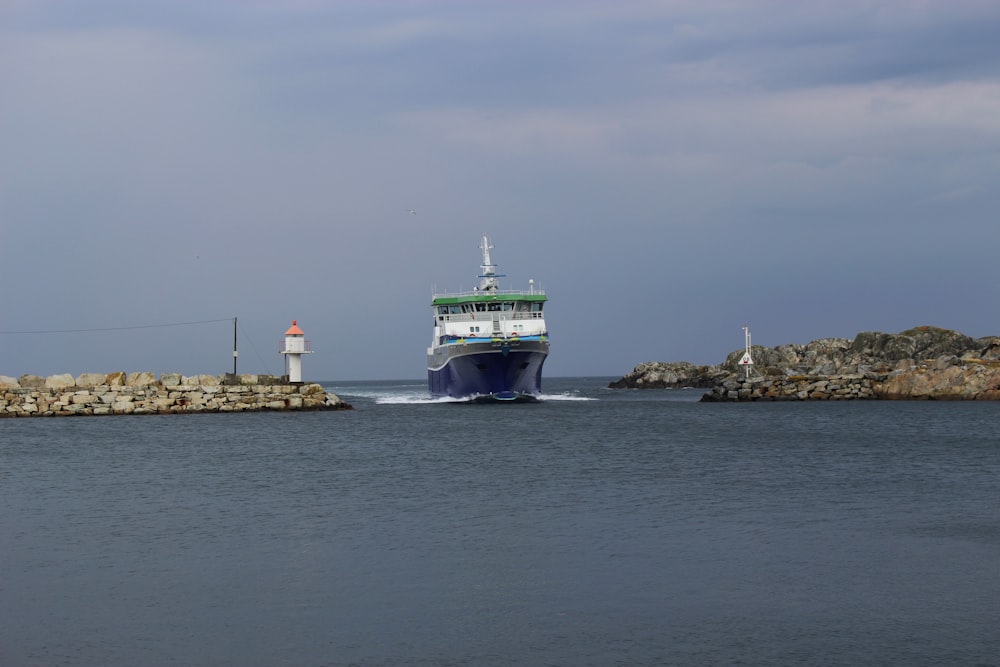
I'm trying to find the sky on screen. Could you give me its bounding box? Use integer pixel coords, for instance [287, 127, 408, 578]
[2, 0, 1000, 381]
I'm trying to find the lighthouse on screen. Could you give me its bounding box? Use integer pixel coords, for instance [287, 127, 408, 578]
[280, 320, 313, 383]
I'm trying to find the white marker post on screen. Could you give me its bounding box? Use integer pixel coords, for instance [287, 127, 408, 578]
[739, 324, 754, 379]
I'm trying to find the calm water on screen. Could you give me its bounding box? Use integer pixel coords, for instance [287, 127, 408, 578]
[2, 377, 998, 667]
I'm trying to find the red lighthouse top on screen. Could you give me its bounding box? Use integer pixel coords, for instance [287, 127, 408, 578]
[285, 320, 304, 336]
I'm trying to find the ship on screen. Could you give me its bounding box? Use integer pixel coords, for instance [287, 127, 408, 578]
[427, 235, 549, 401]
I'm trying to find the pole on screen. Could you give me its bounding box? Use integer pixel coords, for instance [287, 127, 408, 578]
[232, 317, 238, 375]
[742, 324, 753, 379]
[745, 325, 750, 379]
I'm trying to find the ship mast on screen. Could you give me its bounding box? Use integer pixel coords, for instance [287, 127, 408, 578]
[478, 234, 501, 292]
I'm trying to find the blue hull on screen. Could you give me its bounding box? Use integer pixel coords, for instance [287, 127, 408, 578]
[428, 347, 547, 401]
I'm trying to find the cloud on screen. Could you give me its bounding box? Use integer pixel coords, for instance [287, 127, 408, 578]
[3, 1, 1000, 378]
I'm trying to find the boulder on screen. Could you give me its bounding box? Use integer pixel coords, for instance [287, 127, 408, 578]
[75, 373, 108, 388]
[182, 374, 219, 386]
[0, 376, 19, 389]
[975, 337, 1000, 361]
[160, 373, 182, 386]
[19, 374, 45, 388]
[126, 372, 158, 387]
[45, 374, 76, 389]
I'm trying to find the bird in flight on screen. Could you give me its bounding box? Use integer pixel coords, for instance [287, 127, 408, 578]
[407, 209, 417, 215]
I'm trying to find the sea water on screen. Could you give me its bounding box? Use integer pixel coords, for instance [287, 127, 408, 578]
[2, 377, 998, 666]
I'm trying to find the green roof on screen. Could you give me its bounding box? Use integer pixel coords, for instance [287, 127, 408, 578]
[432, 293, 547, 305]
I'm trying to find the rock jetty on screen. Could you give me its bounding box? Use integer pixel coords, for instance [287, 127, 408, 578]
[608, 326, 1000, 401]
[0, 372, 351, 417]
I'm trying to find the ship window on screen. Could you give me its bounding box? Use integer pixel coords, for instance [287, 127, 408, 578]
[515, 302, 528, 312]
[437, 306, 449, 315]
[531, 303, 543, 312]
[449, 305, 462, 314]
[475, 303, 486, 312]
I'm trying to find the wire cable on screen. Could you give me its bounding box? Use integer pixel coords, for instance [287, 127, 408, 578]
[0, 318, 234, 335]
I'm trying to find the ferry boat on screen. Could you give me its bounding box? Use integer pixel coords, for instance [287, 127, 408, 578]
[427, 235, 549, 401]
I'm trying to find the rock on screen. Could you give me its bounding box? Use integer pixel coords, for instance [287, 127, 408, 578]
[75, 373, 108, 388]
[875, 363, 1000, 400]
[182, 374, 219, 386]
[160, 373, 183, 386]
[607, 361, 723, 389]
[153, 397, 176, 411]
[45, 374, 76, 389]
[19, 374, 45, 388]
[126, 372, 158, 387]
[852, 326, 978, 361]
[978, 337, 1000, 360]
[0, 376, 19, 389]
[106, 371, 127, 386]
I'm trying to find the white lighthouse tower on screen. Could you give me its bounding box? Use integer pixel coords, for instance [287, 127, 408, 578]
[280, 320, 312, 383]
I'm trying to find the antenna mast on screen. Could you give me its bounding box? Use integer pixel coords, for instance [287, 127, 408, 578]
[477, 234, 504, 292]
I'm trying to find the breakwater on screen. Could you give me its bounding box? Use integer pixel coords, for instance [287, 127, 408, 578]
[701, 374, 881, 401]
[701, 361, 1000, 402]
[0, 372, 350, 417]
[610, 326, 1000, 401]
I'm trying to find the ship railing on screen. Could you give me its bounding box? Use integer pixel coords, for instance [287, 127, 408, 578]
[436, 312, 545, 322]
[432, 288, 545, 299]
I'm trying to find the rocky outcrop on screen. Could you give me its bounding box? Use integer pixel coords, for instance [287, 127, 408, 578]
[0, 372, 351, 417]
[607, 361, 725, 389]
[610, 326, 1000, 401]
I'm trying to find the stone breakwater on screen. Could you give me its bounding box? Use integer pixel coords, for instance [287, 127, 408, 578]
[702, 374, 881, 401]
[701, 362, 1000, 401]
[609, 326, 1000, 401]
[0, 372, 350, 417]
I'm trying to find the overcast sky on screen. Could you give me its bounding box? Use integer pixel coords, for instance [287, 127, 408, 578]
[3, 0, 1000, 381]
